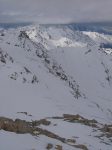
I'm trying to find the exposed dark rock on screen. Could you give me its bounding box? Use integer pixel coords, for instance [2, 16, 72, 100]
[0, 117, 32, 134]
[34, 127, 66, 143]
[10, 72, 18, 80]
[0, 49, 14, 64]
[85, 49, 92, 55]
[31, 75, 38, 84]
[0, 117, 65, 143]
[17, 112, 32, 116]
[55, 145, 63, 150]
[100, 124, 112, 138]
[31, 119, 51, 126]
[67, 139, 76, 144]
[19, 31, 29, 39]
[63, 114, 98, 127]
[1, 33, 5, 36]
[74, 144, 88, 150]
[46, 143, 53, 150]
[24, 67, 31, 74]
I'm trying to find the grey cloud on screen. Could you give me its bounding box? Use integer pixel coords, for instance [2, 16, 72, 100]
[0, 0, 112, 23]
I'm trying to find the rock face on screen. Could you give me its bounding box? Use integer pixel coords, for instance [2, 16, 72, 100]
[63, 114, 98, 127]
[0, 116, 92, 150]
[0, 24, 112, 150]
[0, 114, 112, 150]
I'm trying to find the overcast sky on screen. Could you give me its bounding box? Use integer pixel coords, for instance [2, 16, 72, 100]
[0, 0, 112, 23]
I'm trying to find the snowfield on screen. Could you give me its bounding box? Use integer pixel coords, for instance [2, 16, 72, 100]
[0, 24, 112, 150]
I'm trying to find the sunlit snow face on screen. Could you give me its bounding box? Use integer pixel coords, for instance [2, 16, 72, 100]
[0, 0, 112, 23]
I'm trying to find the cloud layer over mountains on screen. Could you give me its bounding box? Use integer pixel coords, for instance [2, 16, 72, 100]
[0, 0, 112, 23]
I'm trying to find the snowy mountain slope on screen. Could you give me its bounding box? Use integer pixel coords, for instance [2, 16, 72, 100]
[0, 24, 112, 150]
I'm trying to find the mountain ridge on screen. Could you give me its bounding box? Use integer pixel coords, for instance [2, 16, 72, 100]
[0, 24, 112, 150]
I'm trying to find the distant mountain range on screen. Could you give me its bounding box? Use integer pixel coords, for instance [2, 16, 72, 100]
[1, 22, 112, 34]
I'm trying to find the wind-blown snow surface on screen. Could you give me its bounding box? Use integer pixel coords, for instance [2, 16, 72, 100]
[0, 24, 112, 150]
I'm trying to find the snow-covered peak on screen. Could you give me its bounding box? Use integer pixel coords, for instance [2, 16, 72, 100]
[0, 24, 112, 150]
[16, 24, 95, 49]
[83, 31, 112, 44]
